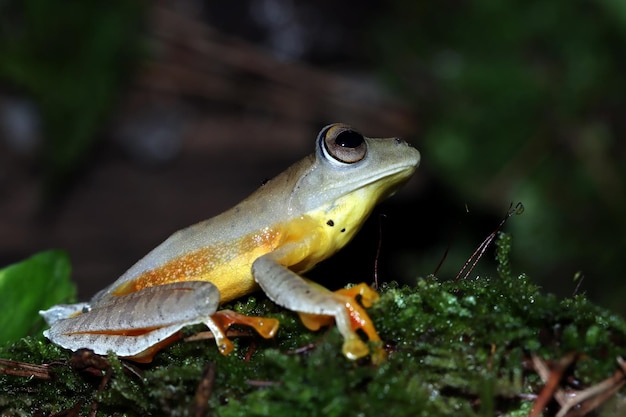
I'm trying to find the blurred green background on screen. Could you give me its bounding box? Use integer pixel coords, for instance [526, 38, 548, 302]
[1, 0, 625, 317]
[373, 0, 626, 314]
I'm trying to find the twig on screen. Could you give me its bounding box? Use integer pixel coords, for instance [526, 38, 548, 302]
[454, 202, 523, 282]
[194, 362, 216, 417]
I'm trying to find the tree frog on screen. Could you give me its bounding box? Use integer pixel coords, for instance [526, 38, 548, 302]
[40, 123, 420, 364]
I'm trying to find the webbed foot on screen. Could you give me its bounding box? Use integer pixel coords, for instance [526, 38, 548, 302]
[205, 310, 280, 355]
[298, 283, 386, 364]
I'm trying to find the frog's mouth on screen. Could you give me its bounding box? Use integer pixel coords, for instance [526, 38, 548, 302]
[333, 158, 419, 196]
[356, 163, 418, 202]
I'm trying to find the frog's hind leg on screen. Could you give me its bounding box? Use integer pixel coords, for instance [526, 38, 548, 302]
[43, 281, 222, 362]
[42, 281, 279, 362]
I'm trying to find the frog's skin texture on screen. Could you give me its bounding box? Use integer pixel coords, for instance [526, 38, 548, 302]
[40, 123, 420, 364]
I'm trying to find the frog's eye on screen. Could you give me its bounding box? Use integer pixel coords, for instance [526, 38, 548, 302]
[321, 125, 367, 164]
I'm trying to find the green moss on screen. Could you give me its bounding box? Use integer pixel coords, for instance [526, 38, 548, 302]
[1, 236, 625, 416]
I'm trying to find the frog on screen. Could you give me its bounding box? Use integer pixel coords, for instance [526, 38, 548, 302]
[40, 123, 420, 364]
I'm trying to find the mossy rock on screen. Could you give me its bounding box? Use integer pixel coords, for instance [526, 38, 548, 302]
[1, 236, 625, 416]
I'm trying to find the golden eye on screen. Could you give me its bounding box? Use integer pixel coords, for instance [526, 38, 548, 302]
[322, 125, 367, 164]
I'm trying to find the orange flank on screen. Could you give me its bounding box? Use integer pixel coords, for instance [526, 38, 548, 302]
[69, 325, 166, 337]
[112, 226, 283, 303]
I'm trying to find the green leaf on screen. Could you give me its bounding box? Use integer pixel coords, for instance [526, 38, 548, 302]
[0, 250, 75, 343]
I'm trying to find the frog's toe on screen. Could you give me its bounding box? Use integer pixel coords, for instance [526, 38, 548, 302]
[341, 336, 386, 363]
[334, 283, 380, 308]
[216, 336, 236, 355]
[342, 336, 370, 360]
[256, 317, 281, 339]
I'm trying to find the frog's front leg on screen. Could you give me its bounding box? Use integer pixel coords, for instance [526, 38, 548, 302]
[252, 245, 386, 363]
[43, 281, 279, 362]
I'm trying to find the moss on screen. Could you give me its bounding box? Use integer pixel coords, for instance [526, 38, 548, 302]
[1, 235, 625, 416]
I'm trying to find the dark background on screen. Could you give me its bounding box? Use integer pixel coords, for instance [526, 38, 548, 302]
[1, 0, 625, 317]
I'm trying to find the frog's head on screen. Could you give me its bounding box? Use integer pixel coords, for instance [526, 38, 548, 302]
[289, 123, 420, 218]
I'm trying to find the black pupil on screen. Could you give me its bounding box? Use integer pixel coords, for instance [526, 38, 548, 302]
[335, 130, 363, 148]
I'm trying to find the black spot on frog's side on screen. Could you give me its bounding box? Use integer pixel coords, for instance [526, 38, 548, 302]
[326, 219, 345, 232]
